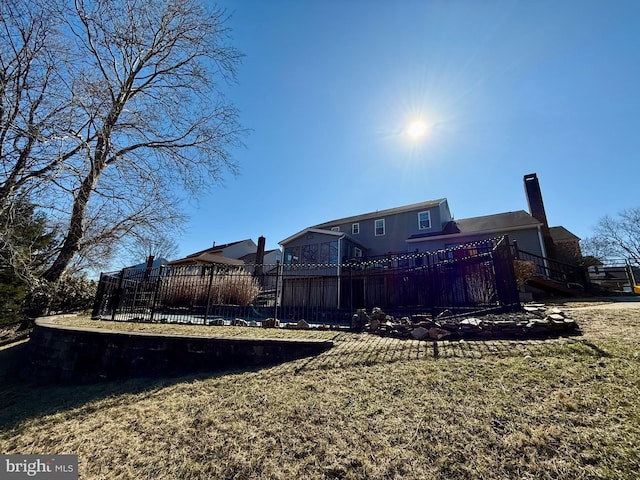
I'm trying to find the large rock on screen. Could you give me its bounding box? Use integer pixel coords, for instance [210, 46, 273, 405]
[262, 318, 280, 328]
[460, 317, 481, 327]
[428, 327, 450, 340]
[296, 319, 310, 329]
[411, 326, 429, 340]
[351, 309, 369, 331]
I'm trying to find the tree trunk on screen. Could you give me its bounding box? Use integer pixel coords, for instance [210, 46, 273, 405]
[43, 155, 105, 283]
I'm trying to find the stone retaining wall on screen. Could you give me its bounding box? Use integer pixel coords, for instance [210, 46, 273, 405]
[22, 318, 333, 383]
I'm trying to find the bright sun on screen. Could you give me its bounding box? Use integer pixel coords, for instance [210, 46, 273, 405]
[406, 119, 429, 139]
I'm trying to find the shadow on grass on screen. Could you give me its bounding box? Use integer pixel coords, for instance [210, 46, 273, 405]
[0, 332, 609, 432]
[275, 332, 607, 375]
[0, 340, 280, 433]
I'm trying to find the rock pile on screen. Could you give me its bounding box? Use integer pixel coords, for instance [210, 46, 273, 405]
[354, 303, 579, 340]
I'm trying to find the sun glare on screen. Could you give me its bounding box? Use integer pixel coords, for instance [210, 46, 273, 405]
[407, 119, 429, 139]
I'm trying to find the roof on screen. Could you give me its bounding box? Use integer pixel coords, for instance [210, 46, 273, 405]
[407, 210, 541, 241]
[549, 226, 580, 242]
[279, 228, 344, 246]
[184, 239, 255, 258]
[455, 210, 541, 232]
[279, 227, 369, 248]
[311, 198, 448, 229]
[167, 252, 245, 266]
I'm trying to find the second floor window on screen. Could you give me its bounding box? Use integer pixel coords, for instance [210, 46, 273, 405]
[375, 218, 385, 236]
[352, 223, 360, 234]
[418, 211, 431, 230]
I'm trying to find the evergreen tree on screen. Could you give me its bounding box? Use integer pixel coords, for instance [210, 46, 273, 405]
[0, 200, 55, 323]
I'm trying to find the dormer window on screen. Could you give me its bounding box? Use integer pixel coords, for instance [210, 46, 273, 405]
[331, 226, 340, 232]
[418, 211, 431, 230]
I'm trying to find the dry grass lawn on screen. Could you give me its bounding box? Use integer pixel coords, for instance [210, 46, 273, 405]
[1, 301, 639, 479]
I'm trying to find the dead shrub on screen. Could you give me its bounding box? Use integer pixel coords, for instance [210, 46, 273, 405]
[513, 260, 537, 290]
[160, 268, 261, 307]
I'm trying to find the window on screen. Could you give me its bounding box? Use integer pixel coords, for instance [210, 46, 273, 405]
[320, 241, 339, 264]
[331, 226, 340, 232]
[354, 247, 363, 258]
[375, 218, 385, 236]
[418, 211, 431, 230]
[301, 244, 318, 263]
[284, 246, 300, 264]
[352, 223, 360, 235]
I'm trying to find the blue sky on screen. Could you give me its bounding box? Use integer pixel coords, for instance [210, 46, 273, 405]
[167, 0, 640, 261]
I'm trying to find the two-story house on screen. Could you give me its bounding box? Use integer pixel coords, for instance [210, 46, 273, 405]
[279, 199, 547, 265]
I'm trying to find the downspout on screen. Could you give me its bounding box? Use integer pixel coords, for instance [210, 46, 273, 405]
[337, 234, 344, 309]
[537, 225, 551, 277]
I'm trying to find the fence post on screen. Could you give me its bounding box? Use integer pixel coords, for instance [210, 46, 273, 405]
[149, 266, 164, 322]
[493, 236, 520, 312]
[273, 261, 280, 321]
[91, 272, 106, 319]
[203, 265, 215, 323]
[111, 268, 126, 322]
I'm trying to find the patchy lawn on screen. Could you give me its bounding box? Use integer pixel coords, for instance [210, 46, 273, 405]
[1, 301, 639, 479]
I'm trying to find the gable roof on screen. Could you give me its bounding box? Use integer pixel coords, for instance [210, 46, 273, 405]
[311, 198, 448, 229]
[279, 228, 345, 246]
[407, 210, 541, 241]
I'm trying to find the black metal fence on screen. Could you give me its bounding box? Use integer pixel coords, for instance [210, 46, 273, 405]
[92, 236, 520, 326]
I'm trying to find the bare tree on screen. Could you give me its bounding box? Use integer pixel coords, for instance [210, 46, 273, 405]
[41, 0, 243, 282]
[126, 232, 180, 265]
[0, 1, 66, 210]
[0, 1, 74, 283]
[582, 208, 640, 267]
[1, 0, 243, 283]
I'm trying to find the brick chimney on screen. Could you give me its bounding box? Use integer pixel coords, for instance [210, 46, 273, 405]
[523, 173, 555, 258]
[254, 236, 266, 277]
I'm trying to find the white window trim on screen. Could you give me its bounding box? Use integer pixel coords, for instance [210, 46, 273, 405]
[418, 211, 431, 230]
[354, 247, 363, 257]
[331, 226, 340, 232]
[352, 223, 360, 235]
[375, 218, 385, 236]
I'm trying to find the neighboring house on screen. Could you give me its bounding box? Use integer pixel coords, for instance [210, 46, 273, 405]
[128, 257, 170, 270]
[238, 250, 282, 266]
[167, 238, 282, 267]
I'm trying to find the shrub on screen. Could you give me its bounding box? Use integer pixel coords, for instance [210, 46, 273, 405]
[25, 275, 98, 317]
[160, 268, 261, 307]
[210, 274, 261, 306]
[513, 260, 537, 291]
